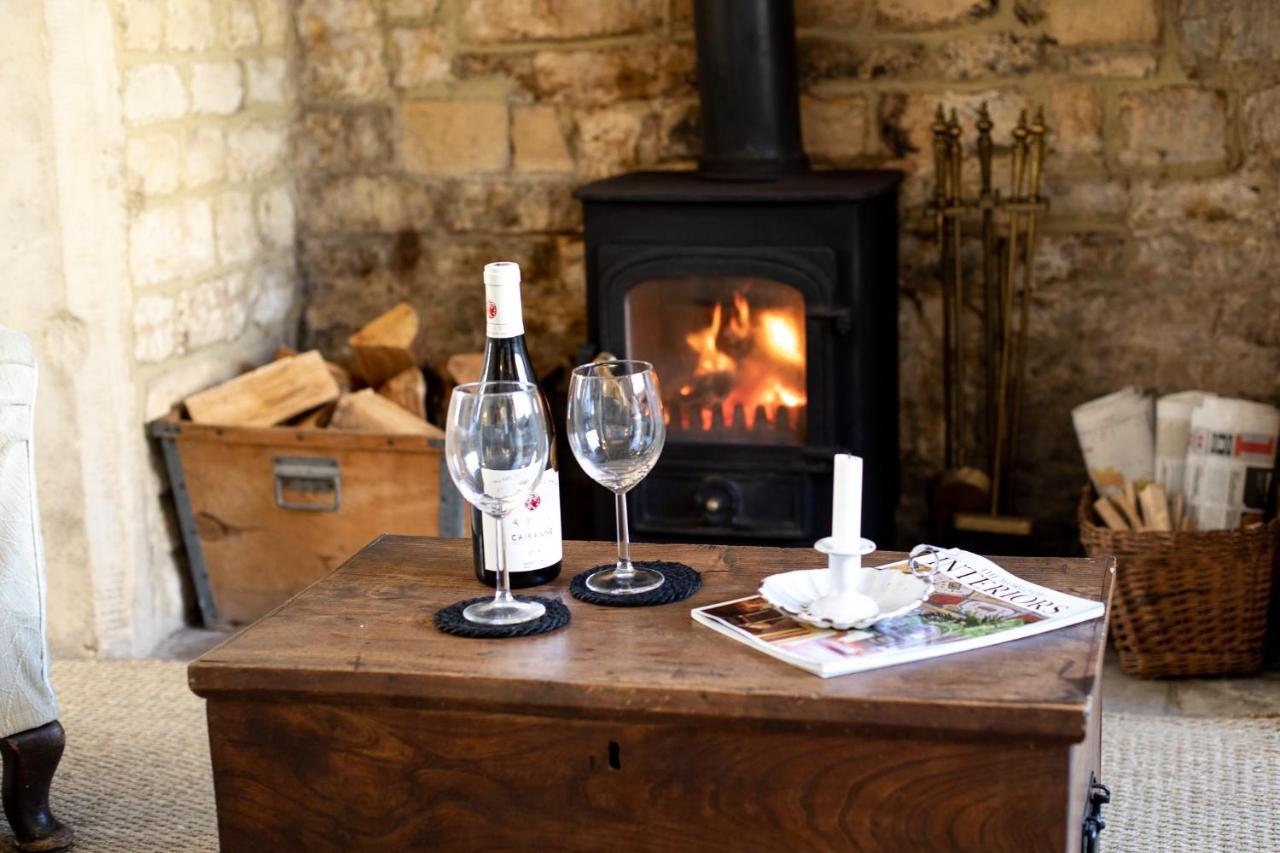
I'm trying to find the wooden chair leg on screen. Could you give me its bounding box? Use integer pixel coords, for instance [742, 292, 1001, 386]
[1, 720, 73, 852]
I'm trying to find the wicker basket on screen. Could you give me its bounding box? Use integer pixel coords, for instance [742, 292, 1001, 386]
[1078, 487, 1280, 678]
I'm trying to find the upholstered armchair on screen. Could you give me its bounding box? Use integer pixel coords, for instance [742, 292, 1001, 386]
[0, 326, 72, 851]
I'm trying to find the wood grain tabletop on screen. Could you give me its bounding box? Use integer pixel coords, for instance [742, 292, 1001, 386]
[189, 536, 1113, 741]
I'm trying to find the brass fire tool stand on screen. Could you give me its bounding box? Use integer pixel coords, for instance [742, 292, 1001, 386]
[926, 106, 1049, 541]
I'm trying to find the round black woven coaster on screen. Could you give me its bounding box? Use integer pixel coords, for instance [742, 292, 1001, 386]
[569, 561, 702, 607]
[433, 595, 570, 638]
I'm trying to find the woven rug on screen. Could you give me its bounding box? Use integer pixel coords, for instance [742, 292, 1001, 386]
[1, 662, 1277, 852]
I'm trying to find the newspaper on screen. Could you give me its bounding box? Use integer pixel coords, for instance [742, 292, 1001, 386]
[1072, 387, 1154, 497]
[1184, 397, 1280, 530]
[691, 549, 1104, 678]
[1154, 391, 1215, 498]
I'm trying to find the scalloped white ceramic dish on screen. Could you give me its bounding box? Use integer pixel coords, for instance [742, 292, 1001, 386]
[759, 567, 933, 630]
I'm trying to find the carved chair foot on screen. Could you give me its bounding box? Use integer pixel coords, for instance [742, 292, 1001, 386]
[1, 720, 74, 852]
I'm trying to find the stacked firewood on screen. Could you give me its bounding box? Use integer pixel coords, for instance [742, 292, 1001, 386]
[1091, 480, 1193, 533]
[181, 304, 479, 438]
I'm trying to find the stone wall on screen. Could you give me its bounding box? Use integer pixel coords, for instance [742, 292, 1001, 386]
[6, 1, 304, 656]
[113, 0, 303, 636]
[117, 0, 300, 420]
[295, 0, 1280, 548]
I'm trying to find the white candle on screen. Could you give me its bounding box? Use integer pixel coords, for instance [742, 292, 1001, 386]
[832, 454, 862, 553]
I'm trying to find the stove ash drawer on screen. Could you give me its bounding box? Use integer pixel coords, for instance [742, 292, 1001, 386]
[632, 469, 813, 540]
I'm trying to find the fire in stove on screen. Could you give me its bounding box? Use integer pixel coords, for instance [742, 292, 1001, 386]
[666, 288, 807, 444]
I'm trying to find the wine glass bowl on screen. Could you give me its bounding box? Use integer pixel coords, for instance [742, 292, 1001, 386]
[568, 360, 667, 595]
[445, 381, 550, 625]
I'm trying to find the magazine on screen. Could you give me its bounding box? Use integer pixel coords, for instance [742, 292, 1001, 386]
[691, 548, 1105, 678]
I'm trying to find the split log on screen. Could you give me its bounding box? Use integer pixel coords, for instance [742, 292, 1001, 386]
[294, 402, 336, 429]
[1092, 497, 1129, 532]
[329, 389, 444, 438]
[1116, 481, 1144, 531]
[348, 303, 430, 387]
[446, 352, 484, 386]
[1138, 483, 1172, 532]
[185, 352, 340, 427]
[377, 367, 427, 420]
[276, 346, 354, 393]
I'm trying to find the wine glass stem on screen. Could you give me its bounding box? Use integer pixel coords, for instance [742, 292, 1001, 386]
[614, 491, 634, 580]
[494, 514, 516, 606]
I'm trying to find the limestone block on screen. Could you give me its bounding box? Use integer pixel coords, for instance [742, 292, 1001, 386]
[461, 0, 662, 43]
[571, 102, 654, 179]
[1042, 175, 1129, 219]
[125, 133, 180, 196]
[133, 295, 176, 362]
[1065, 50, 1158, 78]
[527, 44, 695, 105]
[176, 273, 249, 351]
[191, 61, 244, 115]
[119, 0, 164, 51]
[227, 120, 287, 180]
[1243, 85, 1280, 159]
[294, 108, 393, 171]
[1179, 0, 1280, 67]
[1042, 0, 1157, 45]
[256, 184, 295, 249]
[164, 0, 216, 51]
[182, 127, 226, 188]
[1049, 84, 1102, 159]
[246, 57, 290, 105]
[798, 38, 926, 85]
[402, 101, 508, 174]
[250, 262, 295, 325]
[513, 105, 573, 173]
[439, 177, 580, 233]
[928, 33, 1043, 81]
[256, 0, 289, 47]
[122, 64, 187, 125]
[801, 95, 870, 162]
[297, 0, 378, 45]
[386, 0, 440, 20]
[875, 0, 995, 30]
[129, 199, 216, 286]
[301, 30, 389, 101]
[214, 191, 260, 265]
[391, 27, 450, 88]
[1116, 86, 1227, 169]
[224, 0, 260, 48]
[656, 98, 699, 162]
[300, 174, 433, 233]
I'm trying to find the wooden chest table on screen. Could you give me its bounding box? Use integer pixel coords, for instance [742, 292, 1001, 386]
[189, 537, 1113, 852]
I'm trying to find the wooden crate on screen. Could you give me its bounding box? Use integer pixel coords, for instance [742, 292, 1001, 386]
[151, 413, 464, 629]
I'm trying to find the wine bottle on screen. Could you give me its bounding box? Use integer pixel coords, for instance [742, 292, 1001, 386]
[470, 261, 563, 588]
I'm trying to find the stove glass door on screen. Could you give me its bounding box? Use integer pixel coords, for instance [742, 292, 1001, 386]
[624, 275, 807, 446]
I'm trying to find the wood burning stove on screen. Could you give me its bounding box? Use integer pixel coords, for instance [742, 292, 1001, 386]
[572, 0, 901, 546]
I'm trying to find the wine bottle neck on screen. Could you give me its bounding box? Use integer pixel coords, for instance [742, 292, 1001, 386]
[485, 279, 524, 338]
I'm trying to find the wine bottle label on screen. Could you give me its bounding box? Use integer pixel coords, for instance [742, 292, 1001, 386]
[481, 469, 562, 573]
[485, 280, 525, 339]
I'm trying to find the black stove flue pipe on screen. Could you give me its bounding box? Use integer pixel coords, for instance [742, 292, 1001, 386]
[694, 0, 809, 179]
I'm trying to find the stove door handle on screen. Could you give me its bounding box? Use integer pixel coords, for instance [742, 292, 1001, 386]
[805, 305, 851, 334]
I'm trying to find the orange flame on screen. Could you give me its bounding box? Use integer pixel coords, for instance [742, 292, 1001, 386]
[676, 289, 807, 431]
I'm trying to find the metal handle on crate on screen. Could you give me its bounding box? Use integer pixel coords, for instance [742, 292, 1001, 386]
[274, 456, 341, 512]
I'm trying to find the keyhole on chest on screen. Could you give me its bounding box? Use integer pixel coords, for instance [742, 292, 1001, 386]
[608, 740, 621, 770]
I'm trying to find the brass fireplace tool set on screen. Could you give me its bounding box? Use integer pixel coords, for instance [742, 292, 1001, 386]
[927, 104, 1049, 538]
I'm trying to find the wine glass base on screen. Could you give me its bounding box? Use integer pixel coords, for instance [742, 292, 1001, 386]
[463, 598, 546, 626]
[585, 566, 665, 595]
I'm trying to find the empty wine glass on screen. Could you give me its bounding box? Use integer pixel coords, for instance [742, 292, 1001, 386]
[567, 360, 666, 594]
[445, 381, 550, 625]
